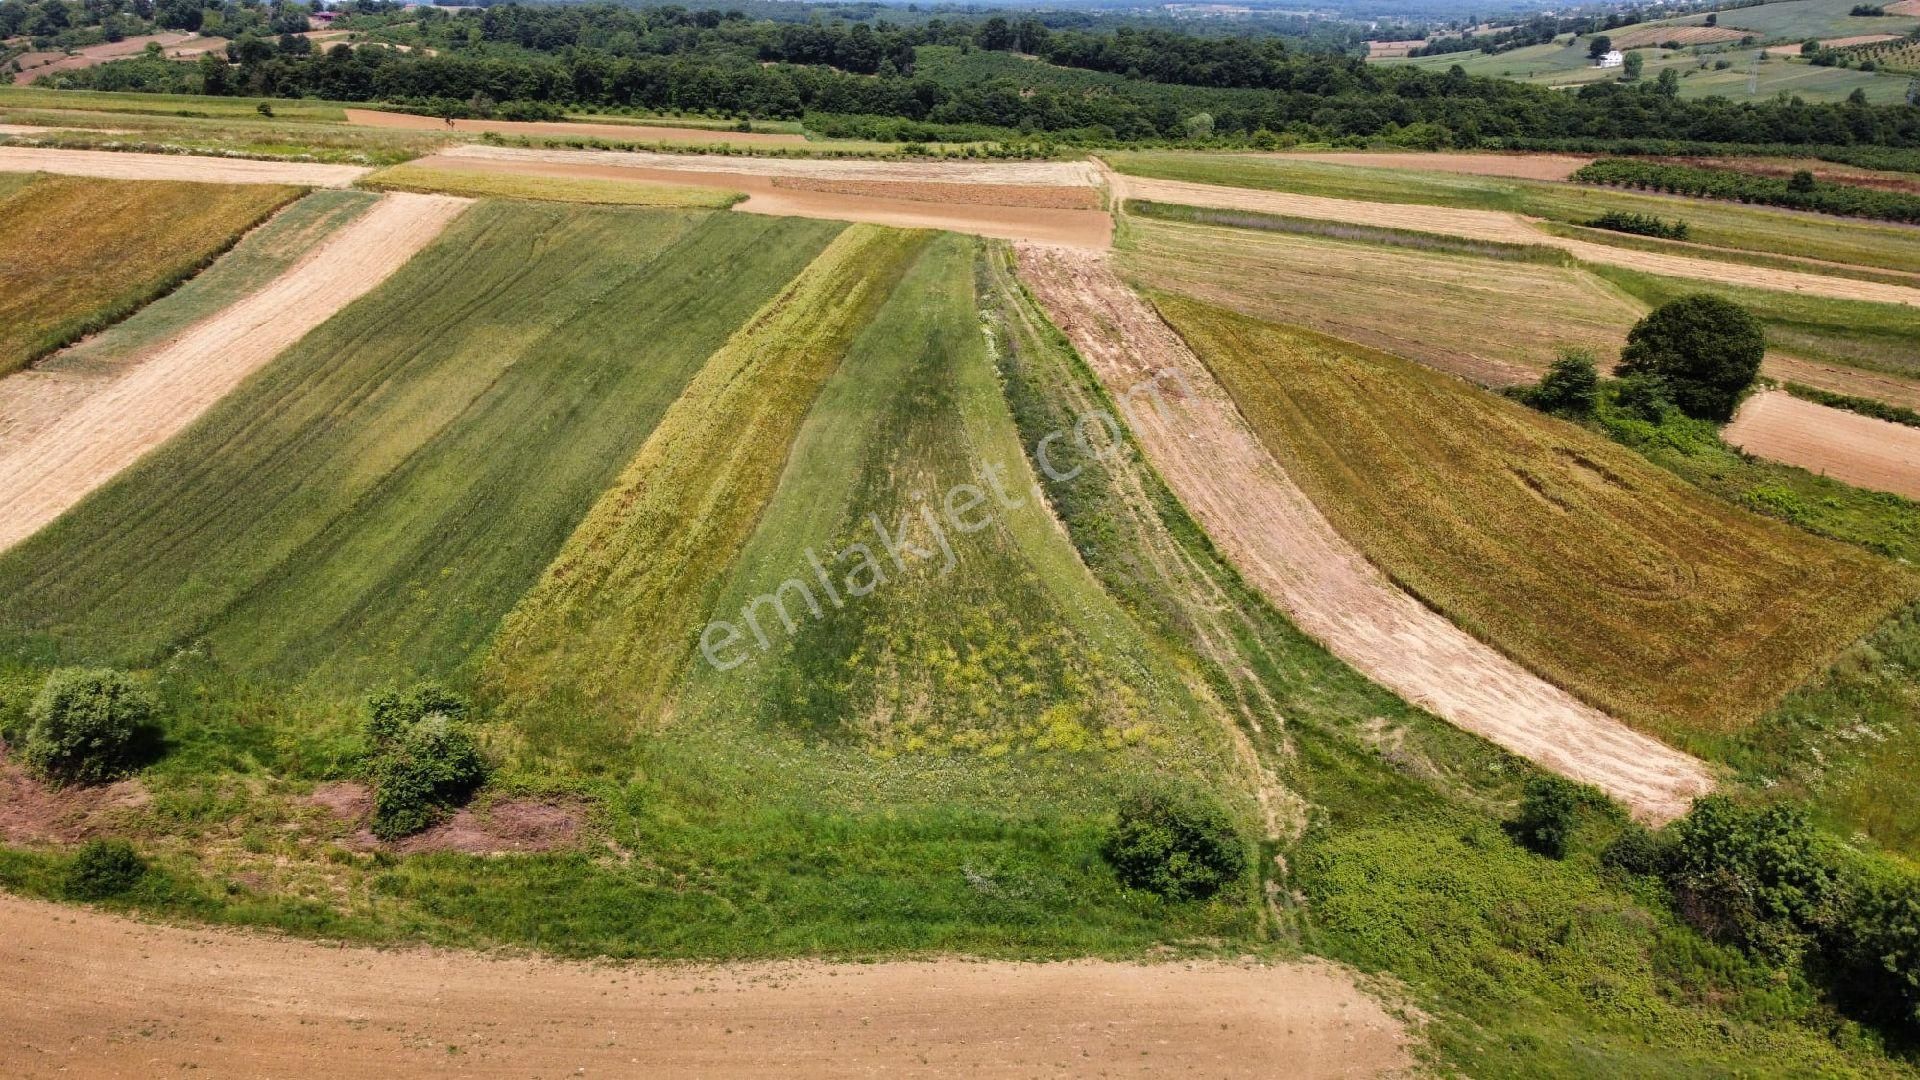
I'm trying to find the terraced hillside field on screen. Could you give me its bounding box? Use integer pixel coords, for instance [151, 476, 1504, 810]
[1154, 294, 1916, 746]
[0, 173, 301, 374]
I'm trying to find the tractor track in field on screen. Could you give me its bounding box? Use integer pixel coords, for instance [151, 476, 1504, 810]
[0, 192, 468, 552]
[0, 892, 1413, 1079]
[1015, 243, 1714, 823]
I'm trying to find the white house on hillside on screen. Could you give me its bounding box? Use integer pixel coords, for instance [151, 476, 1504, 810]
[1596, 50, 1625, 68]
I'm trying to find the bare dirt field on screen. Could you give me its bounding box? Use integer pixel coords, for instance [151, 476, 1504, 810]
[1108, 171, 1920, 307]
[9, 34, 192, 86]
[0, 145, 370, 186]
[345, 106, 810, 145]
[1891, 0, 1920, 14]
[1764, 355, 1920, 410]
[1267, 150, 1596, 181]
[1726, 390, 1920, 499]
[1366, 39, 1426, 58]
[0, 192, 468, 552]
[419, 147, 1114, 247]
[0, 893, 1412, 1079]
[1015, 244, 1713, 823]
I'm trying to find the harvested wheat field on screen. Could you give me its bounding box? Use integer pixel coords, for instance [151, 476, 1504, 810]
[0, 174, 301, 376]
[0, 893, 1410, 1079]
[1727, 390, 1920, 500]
[1266, 150, 1595, 181]
[770, 175, 1103, 208]
[0, 192, 468, 552]
[344, 106, 810, 145]
[1108, 171, 1920, 306]
[1121, 214, 1641, 385]
[412, 147, 1114, 247]
[1015, 244, 1713, 821]
[1611, 24, 1747, 48]
[0, 145, 369, 185]
[1764, 355, 1920, 410]
[1765, 34, 1901, 56]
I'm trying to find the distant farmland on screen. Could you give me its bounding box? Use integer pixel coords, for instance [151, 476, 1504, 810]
[1154, 293, 1916, 744]
[0, 174, 299, 375]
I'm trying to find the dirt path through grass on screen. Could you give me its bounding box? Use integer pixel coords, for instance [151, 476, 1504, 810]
[0, 892, 1412, 1078]
[0, 145, 369, 186]
[1727, 390, 1920, 499]
[0, 192, 468, 552]
[1015, 244, 1713, 822]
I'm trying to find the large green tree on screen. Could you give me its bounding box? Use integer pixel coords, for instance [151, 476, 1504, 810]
[1616, 295, 1765, 423]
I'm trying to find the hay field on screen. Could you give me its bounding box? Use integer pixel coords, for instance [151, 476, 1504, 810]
[362, 161, 744, 207]
[1121, 214, 1639, 386]
[482, 225, 930, 755]
[1155, 294, 1915, 742]
[0, 174, 300, 375]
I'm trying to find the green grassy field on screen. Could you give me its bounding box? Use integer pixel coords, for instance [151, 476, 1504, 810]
[0, 173, 301, 376]
[0, 205, 1914, 1074]
[0, 204, 840, 682]
[1151, 292, 1915, 744]
[1106, 151, 1920, 278]
[481, 224, 928, 762]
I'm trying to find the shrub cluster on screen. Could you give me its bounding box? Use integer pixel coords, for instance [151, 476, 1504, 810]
[1574, 158, 1920, 224]
[1516, 297, 1762, 426]
[18, 668, 156, 786]
[62, 838, 147, 900]
[1615, 796, 1920, 1038]
[361, 683, 488, 841]
[1514, 348, 1601, 417]
[1585, 209, 1690, 241]
[1511, 776, 1582, 859]
[1103, 788, 1247, 901]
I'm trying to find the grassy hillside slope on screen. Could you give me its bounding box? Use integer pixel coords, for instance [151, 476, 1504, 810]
[1153, 293, 1915, 744]
[0, 174, 301, 375]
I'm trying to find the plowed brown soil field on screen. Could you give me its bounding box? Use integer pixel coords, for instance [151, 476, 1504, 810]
[1014, 244, 1712, 822]
[1727, 390, 1920, 499]
[0, 192, 468, 552]
[0, 892, 1413, 1079]
[416, 147, 1114, 247]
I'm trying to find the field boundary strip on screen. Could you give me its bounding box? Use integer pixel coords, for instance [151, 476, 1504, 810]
[0, 192, 470, 553]
[0, 145, 370, 187]
[1104, 168, 1920, 308]
[1014, 244, 1714, 822]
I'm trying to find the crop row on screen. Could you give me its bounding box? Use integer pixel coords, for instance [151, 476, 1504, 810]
[1573, 157, 1920, 222]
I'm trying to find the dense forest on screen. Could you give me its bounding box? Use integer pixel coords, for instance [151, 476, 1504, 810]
[24, 1, 1920, 148]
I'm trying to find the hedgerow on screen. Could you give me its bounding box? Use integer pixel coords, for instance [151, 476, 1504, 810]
[1575, 158, 1920, 223]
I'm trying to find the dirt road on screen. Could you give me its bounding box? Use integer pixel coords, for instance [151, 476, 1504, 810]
[1108, 171, 1920, 307]
[0, 145, 369, 186]
[0, 192, 468, 552]
[420, 146, 1114, 248]
[345, 107, 809, 146]
[1727, 390, 1920, 499]
[1016, 245, 1713, 823]
[0, 893, 1413, 1079]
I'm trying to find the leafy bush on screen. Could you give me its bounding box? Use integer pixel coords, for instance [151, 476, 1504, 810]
[19, 668, 156, 786]
[1663, 797, 1841, 959]
[1610, 371, 1676, 422]
[1840, 874, 1920, 1029]
[63, 838, 146, 899]
[1617, 295, 1765, 423]
[1586, 209, 1690, 241]
[1602, 823, 1667, 876]
[1520, 347, 1600, 416]
[1103, 788, 1246, 901]
[361, 683, 487, 841]
[1511, 775, 1581, 858]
